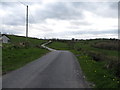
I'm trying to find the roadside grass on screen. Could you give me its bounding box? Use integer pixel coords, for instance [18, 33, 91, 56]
[47, 40, 120, 88]
[2, 35, 49, 74]
[3, 47, 48, 74]
[71, 50, 120, 88]
[74, 42, 118, 57]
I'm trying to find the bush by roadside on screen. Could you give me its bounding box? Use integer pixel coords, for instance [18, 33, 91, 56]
[91, 40, 119, 50]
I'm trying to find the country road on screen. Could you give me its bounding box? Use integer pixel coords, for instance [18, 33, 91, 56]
[2, 42, 89, 88]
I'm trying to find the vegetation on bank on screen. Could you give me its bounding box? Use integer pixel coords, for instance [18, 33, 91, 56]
[47, 39, 120, 88]
[2, 35, 49, 74]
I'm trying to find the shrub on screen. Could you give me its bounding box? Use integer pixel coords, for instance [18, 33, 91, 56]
[67, 41, 75, 49]
[86, 51, 105, 61]
[115, 62, 120, 78]
[24, 42, 31, 48]
[82, 50, 120, 78]
[92, 41, 119, 50]
[76, 47, 82, 51]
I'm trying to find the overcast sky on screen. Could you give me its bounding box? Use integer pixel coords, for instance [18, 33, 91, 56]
[0, 0, 119, 39]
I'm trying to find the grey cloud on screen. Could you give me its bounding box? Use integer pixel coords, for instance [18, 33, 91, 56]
[67, 29, 118, 35]
[1, 2, 117, 26]
[30, 25, 53, 32]
[71, 2, 118, 18]
[118, 2, 120, 15]
[1, 2, 26, 26]
[66, 20, 92, 29]
[1, 2, 118, 39]
[34, 2, 84, 22]
[34, 2, 118, 23]
[97, 2, 118, 18]
[2, 28, 24, 35]
[1, 2, 38, 26]
[93, 2, 118, 18]
[1, 2, 17, 8]
[43, 29, 118, 39]
[3, 15, 25, 26]
[70, 20, 91, 26]
[110, 2, 118, 9]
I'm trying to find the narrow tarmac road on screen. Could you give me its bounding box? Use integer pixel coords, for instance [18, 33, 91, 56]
[3, 43, 89, 88]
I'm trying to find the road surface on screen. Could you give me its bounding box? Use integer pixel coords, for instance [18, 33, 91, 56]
[3, 43, 89, 88]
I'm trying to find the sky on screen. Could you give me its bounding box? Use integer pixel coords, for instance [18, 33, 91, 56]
[0, 0, 119, 39]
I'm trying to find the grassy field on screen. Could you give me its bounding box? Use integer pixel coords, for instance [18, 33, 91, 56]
[2, 35, 49, 74]
[6, 35, 47, 46]
[47, 41, 69, 50]
[47, 39, 120, 88]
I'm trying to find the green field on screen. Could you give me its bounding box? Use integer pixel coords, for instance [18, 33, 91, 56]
[47, 41, 69, 50]
[2, 35, 49, 74]
[47, 39, 120, 88]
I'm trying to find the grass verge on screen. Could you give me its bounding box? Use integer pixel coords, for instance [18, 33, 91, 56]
[2, 47, 49, 74]
[47, 40, 120, 88]
[71, 50, 120, 88]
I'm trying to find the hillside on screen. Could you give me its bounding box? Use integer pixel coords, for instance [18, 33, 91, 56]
[2, 35, 49, 74]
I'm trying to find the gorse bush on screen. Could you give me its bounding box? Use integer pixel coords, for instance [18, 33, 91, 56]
[87, 51, 105, 61]
[92, 40, 119, 50]
[116, 62, 120, 78]
[69, 40, 119, 78]
[67, 41, 75, 49]
[81, 49, 119, 78]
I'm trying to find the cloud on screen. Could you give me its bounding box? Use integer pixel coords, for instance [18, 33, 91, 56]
[1, 1, 118, 39]
[71, 2, 118, 18]
[70, 20, 92, 26]
[42, 29, 118, 39]
[2, 25, 25, 35]
[67, 29, 118, 35]
[32, 2, 84, 23]
[1, 2, 26, 26]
